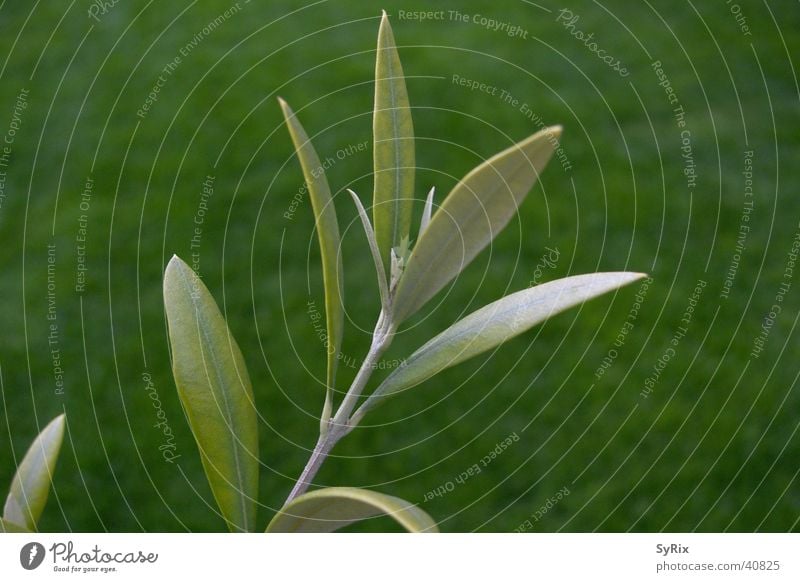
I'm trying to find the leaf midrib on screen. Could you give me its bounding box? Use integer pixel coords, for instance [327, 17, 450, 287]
[377, 36, 408, 255]
[176, 265, 249, 531]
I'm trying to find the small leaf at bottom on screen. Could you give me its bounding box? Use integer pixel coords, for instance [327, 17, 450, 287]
[267, 486, 438, 533]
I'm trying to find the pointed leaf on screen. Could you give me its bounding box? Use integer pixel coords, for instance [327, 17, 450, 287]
[354, 272, 645, 424]
[373, 10, 415, 273]
[349, 189, 390, 311]
[279, 98, 344, 431]
[267, 487, 438, 533]
[164, 255, 258, 532]
[3, 414, 65, 530]
[1, 518, 30, 533]
[419, 187, 435, 236]
[392, 126, 562, 324]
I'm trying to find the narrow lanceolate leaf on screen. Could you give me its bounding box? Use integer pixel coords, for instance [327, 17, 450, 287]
[164, 256, 258, 532]
[0, 518, 30, 533]
[353, 272, 646, 425]
[418, 187, 435, 236]
[349, 189, 390, 311]
[392, 126, 563, 324]
[279, 98, 344, 433]
[3, 414, 65, 530]
[373, 10, 415, 273]
[266, 487, 438, 533]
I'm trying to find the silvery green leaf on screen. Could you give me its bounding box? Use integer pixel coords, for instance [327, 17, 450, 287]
[392, 126, 563, 324]
[418, 187, 435, 235]
[373, 10, 415, 273]
[164, 256, 259, 532]
[3, 414, 65, 530]
[279, 98, 344, 433]
[353, 272, 645, 424]
[266, 486, 438, 533]
[349, 189, 390, 312]
[0, 517, 30, 533]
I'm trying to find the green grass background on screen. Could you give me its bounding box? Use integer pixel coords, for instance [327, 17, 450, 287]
[1, 0, 798, 532]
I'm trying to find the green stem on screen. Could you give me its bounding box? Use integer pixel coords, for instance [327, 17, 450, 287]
[283, 311, 394, 505]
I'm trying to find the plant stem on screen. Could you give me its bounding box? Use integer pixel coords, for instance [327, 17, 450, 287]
[283, 312, 394, 506]
[284, 434, 335, 504]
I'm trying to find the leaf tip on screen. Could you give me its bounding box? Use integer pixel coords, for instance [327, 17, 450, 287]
[48, 414, 66, 449]
[277, 96, 291, 116]
[51, 413, 66, 431]
[378, 9, 393, 39]
[165, 254, 188, 280]
[609, 271, 649, 287]
[543, 125, 563, 144]
[164, 255, 195, 308]
[40, 414, 66, 451]
[622, 271, 648, 280]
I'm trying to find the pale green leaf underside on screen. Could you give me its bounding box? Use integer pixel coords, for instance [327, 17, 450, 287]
[392, 126, 563, 324]
[266, 486, 438, 533]
[3, 414, 65, 531]
[164, 256, 258, 532]
[0, 518, 30, 533]
[373, 11, 415, 273]
[355, 272, 646, 422]
[349, 189, 390, 311]
[279, 98, 345, 431]
[419, 186, 435, 236]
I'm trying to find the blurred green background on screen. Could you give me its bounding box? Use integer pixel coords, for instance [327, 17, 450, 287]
[1, 0, 798, 532]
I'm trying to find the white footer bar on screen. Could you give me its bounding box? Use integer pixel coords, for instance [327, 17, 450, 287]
[1, 533, 796, 581]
